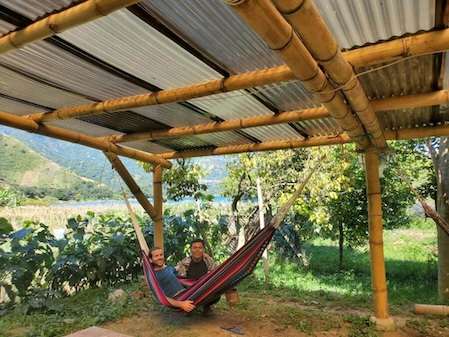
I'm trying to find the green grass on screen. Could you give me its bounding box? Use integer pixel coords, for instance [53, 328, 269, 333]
[246, 216, 440, 311]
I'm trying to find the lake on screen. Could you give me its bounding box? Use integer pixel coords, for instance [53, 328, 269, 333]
[50, 196, 230, 208]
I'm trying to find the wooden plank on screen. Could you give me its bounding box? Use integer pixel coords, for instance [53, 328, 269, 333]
[64, 326, 133, 337]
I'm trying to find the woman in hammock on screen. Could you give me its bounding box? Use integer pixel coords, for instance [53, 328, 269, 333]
[148, 246, 196, 312]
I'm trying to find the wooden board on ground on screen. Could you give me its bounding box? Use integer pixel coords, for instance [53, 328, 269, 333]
[64, 326, 133, 337]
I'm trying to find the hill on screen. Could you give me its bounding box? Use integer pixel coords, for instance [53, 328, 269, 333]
[0, 132, 116, 202]
[0, 126, 229, 196]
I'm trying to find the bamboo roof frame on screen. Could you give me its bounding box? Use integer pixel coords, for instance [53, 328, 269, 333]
[0, 1, 446, 164]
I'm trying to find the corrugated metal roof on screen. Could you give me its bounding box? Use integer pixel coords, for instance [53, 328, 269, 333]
[315, 0, 435, 49]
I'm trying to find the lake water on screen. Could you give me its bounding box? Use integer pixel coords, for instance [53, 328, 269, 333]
[51, 196, 230, 208]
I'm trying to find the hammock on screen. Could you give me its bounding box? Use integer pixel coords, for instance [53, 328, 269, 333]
[127, 157, 323, 312]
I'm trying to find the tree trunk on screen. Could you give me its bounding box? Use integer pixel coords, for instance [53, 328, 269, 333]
[437, 136, 449, 300]
[338, 222, 344, 271]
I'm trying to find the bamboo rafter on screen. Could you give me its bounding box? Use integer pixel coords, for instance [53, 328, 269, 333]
[0, 0, 142, 54]
[154, 124, 449, 160]
[227, 0, 369, 149]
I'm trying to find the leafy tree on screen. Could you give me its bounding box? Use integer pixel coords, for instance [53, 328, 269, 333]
[220, 149, 319, 255]
[322, 140, 433, 269]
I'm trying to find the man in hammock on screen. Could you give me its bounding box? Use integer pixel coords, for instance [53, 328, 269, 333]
[176, 238, 219, 316]
[148, 246, 196, 313]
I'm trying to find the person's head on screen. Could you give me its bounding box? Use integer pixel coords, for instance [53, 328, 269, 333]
[149, 246, 165, 270]
[190, 238, 205, 262]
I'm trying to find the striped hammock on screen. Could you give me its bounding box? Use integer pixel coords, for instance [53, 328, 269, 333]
[127, 157, 323, 312]
[142, 220, 277, 309]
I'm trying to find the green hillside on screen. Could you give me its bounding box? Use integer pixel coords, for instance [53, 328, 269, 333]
[0, 126, 229, 196]
[0, 133, 113, 202]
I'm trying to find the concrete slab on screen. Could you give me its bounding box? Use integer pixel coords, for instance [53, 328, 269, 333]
[64, 326, 133, 337]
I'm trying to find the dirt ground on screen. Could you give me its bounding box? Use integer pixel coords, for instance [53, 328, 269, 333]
[100, 292, 449, 337]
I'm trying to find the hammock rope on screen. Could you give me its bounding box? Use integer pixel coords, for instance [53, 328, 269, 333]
[129, 156, 324, 312]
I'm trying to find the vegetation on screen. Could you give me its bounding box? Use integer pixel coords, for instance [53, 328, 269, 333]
[0, 215, 447, 337]
[0, 132, 446, 335]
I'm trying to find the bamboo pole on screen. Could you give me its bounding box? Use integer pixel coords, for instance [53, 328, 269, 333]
[27, 66, 296, 123]
[414, 304, 449, 316]
[0, 0, 141, 54]
[0, 111, 172, 168]
[364, 148, 390, 320]
[107, 90, 447, 144]
[103, 151, 158, 219]
[109, 107, 329, 143]
[24, 29, 449, 124]
[153, 124, 449, 160]
[153, 165, 164, 249]
[384, 125, 449, 140]
[225, 0, 369, 150]
[272, 0, 386, 150]
[157, 134, 351, 159]
[371, 90, 449, 112]
[344, 29, 449, 69]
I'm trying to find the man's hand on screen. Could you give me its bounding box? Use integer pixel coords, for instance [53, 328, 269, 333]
[179, 300, 196, 312]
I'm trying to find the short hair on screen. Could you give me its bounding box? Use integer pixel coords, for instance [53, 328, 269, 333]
[149, 246, 162, 258]
[190, 238, 204, 246]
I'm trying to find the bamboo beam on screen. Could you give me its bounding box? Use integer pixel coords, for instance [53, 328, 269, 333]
[28, 66, 296, 123]
[157, 134, 351, 159]
[103, 151, 158, 219]
[0, 0, 141, 54]
[154, 124, 449, 160]
[109, 90, 448, 143]
[273, 0, 386, 149]
[225, 0, 369, 150]
[344, 29, 449, 69]
[384, 125, 449, 140]
[24, 29, 449, 124]
[0, 111, 172, 168]
[371, 90, 449, 112]
[109, 107, 329, 143]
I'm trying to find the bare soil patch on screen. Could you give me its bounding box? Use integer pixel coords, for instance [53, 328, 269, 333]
[100, 293, 449, 337]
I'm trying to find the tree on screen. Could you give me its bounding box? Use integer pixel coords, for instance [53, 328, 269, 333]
[425, 136, 449, 300]
[324, 140, 433, 269]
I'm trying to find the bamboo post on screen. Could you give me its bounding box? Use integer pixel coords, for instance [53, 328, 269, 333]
[153, 165, 163, 249]
[364, 148, 395, 331]
[415, 304, 449, 316]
